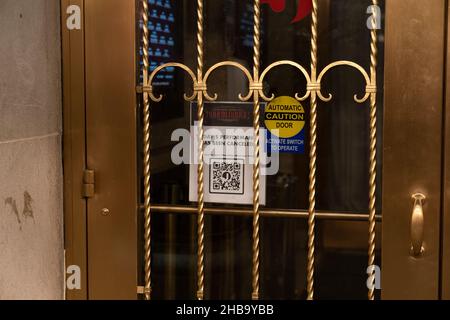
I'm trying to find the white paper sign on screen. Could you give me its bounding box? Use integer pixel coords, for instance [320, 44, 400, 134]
[189, 102, 267, 205]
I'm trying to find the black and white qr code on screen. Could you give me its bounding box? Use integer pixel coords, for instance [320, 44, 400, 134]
[209, 158, 245, 195]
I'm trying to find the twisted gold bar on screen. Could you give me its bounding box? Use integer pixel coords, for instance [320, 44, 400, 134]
[306, 0, 318, 301]
[140, 0, 379, 300]
[251, 0, 261, 301]
[196, 0, 206, 301]
[141, 0, 152, 301]
[368, 0, 379, 301]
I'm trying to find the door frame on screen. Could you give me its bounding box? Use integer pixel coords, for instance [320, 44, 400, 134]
[441, 0, 450, 300]
[382, 0, 446, 299]
[62, 0, 138, 300]
[61, 0, 88, 300]
[61, 0, 448, 299]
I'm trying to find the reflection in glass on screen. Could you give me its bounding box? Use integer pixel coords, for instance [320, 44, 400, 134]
[138, 0, 384, 300]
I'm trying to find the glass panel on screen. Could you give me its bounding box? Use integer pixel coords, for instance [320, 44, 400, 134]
[138, 0, 384, 300]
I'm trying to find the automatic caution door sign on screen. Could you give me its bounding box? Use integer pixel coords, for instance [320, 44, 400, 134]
[265, 96, 305, 154]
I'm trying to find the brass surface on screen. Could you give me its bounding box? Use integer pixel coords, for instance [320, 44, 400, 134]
[137, 286, 145, 295]
[195, 0, 206, 301]
[84, 0, 137, 299]
[442, 1, 450, 299]
[411, 194, 425, 257]
[367, 0, 379, 301]
[141, 0, 152, 300]
[306, 0, 318, 301]
[82, 169, 95, 198]
[61, 0, 88, 300]
[62, 0, 449, 300]
[251, 0, 262, 301]
[145, 204, 382, 222]
[382, 0, 445, 299]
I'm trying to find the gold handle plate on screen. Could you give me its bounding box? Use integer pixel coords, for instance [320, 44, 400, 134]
[411, 193, 425, 256]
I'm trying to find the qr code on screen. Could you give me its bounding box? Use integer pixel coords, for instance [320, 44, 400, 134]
[209, 158, 244, 195]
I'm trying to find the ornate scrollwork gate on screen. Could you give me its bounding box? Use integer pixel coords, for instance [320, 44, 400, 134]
[138, 0, 379, 300]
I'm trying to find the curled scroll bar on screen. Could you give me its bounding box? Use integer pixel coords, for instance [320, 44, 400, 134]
[147, 62, 198, 102]
[316, 60, 372, 103]
[203, 61, 254, 102]
[259, 60, 312, 102]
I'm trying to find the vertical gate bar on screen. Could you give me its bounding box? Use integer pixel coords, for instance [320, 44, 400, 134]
[368, 0, 379, 301]
[307, 0, 319, 301]
[251, 0, 261, 301]
[196, 0, 206, 301]
[141, 0, 152, 300]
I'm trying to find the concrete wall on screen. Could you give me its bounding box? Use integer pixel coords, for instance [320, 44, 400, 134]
[0, 0, 63, 299]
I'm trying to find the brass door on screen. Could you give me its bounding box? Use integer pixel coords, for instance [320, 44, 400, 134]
[62, 0, 448, 300]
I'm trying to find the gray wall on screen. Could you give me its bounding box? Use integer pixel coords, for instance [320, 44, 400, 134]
[0, 0, 63, 299]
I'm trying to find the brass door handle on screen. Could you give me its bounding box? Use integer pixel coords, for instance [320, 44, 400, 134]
[411, 193, 425, 256]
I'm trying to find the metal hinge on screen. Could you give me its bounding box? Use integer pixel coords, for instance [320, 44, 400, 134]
[137, 286, 151, 295]
[83, 169, 95, 198]
[136, 85, 152, 94]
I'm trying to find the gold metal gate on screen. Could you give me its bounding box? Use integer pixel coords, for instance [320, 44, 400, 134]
[138, 0, 379, 301]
